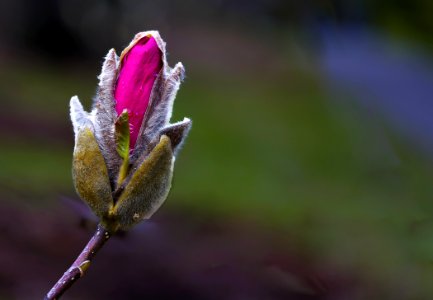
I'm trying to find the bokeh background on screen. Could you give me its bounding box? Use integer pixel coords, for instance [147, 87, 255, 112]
[1, 0, 433, 299]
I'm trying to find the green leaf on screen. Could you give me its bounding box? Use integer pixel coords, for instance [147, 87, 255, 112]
[72, 128, 114, 219]
[113, 135, 174, 229]
[115, 110, 130, 160]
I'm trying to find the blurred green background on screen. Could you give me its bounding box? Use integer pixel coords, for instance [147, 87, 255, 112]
[1, 0, 433, 299]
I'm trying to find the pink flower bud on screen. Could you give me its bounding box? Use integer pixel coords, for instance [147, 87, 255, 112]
[114, 35, 163, 150]
[70, 31, 191, 229]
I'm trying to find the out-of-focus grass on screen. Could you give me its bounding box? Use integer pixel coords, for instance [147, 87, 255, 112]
[0, 139, 71, 197]
[2, 58, 433, 297]
[173, 68, 433, 297]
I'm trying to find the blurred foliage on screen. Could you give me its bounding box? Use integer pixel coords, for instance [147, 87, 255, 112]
[0, 0, 433, 298]
[365, 0, 433, 49]
[1, 51, 433, 297]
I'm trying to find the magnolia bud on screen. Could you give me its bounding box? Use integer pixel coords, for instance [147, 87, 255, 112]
[70, 31, 191, 231]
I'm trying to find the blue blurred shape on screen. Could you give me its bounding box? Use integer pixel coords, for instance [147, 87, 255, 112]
[320, 27, 433, 155]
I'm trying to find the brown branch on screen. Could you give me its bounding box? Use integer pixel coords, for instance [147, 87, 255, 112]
[44, 224, 112, 300]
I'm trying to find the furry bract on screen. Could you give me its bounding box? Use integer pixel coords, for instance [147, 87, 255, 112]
[70, 31, 191, 231]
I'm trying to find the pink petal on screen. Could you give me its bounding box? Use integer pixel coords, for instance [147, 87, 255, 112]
[114, 36, 162, 150]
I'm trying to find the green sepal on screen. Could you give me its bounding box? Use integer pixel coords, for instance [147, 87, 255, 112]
[72, 128, 114, 219]
[115, 110, 130, 160]
[112, 135, 174, 229]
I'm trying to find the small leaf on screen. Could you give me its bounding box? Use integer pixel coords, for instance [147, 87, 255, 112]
[113, 135, 173, 229]
[115, 109, 130, 160]
[72, 128, 114, 219]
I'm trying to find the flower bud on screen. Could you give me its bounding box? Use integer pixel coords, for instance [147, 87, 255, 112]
[70, 31, 191, 231]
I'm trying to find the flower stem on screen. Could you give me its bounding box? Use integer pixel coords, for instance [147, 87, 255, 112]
[44, 224, 112, 300]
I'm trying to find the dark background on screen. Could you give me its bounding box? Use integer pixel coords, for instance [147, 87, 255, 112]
[1, 0, 433, 299]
